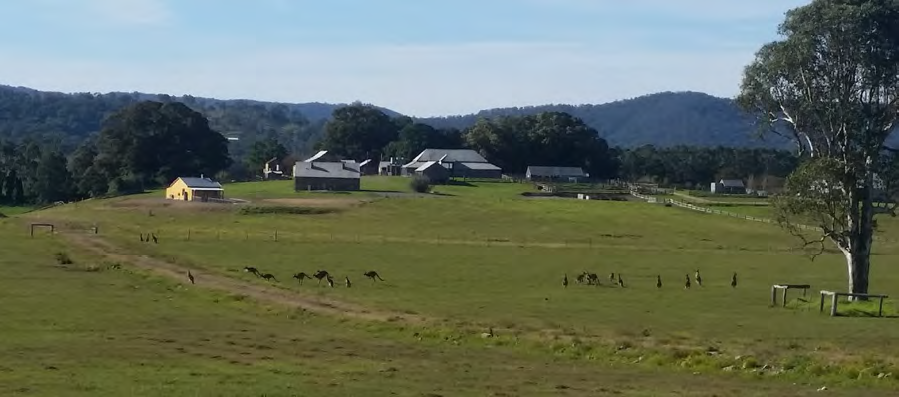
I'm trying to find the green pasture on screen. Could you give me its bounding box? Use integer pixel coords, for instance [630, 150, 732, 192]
[9, 177, 899, 393]
[2, 219, 842, 396]
[0, 206, 35, 217]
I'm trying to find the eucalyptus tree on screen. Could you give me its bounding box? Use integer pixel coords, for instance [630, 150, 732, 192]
[737, 0, 899, 297]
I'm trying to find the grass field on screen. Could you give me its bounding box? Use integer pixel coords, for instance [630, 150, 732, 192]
[5, 177, 899, 395]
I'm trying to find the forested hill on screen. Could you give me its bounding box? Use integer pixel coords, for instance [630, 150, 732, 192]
[0, 84, 788, 150]
[0, 84, 398, 156]
[417, 91, 791, 149]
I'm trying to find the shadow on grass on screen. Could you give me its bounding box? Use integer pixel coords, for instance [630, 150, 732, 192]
[446, 180, 476, 187]
[359, 189, 404, 194]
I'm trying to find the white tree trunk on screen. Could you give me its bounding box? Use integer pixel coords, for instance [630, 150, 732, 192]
[840, 166, 876, 301]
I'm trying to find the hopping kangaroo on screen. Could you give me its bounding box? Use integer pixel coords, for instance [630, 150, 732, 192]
[261, 273, 278, 282]
[293, 272, 312, 284]
[363, 271, 385, 282]
[244, 267, 261, 277]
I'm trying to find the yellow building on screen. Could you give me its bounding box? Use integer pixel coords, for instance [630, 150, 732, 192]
[165, 177, 225, 202]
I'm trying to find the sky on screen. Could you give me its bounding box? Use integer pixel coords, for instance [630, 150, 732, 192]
[0, 0, 811, 117]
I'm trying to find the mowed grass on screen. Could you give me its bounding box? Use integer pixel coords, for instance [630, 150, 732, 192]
[0, 206, 35, 216]
[1, 210, 855, 396]
[20, 178, 899, 391]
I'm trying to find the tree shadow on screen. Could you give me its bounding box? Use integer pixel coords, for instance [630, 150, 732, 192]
[446, 180, 476, 187]
[359, 189, 403, 193]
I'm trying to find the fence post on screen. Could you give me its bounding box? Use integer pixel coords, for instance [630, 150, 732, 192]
[274, 230, 278, 242]
[187, 229, 191, 241]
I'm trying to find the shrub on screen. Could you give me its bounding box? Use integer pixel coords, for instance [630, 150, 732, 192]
[54, 252, 74, 265]
[410, 176, 431, 193]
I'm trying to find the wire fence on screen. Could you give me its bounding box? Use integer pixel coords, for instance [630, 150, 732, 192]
[629, 190, 896, 244]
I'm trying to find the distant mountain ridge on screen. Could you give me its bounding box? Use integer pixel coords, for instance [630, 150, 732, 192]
[0, 84, 788, 149]
[415, 91, 790, 148]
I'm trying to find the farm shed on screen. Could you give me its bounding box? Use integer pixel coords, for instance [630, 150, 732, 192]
[526, 166, 587, 182]
[415, 160, 451, 184]
[710, 179, 746, 194]
[166, 177, 224, 202]
[358, 159, 379, 176]
[293, 161, 361, 191]
[379, 157, 405, 176]
[263, 157, 286, 180]
[402, 149, 502, 179]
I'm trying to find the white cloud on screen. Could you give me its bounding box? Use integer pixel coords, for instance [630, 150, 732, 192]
[0, 41, 759, 117]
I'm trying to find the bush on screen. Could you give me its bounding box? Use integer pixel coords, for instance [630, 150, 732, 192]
[55, 252, 74, 265]
[410, 176, 431, 193]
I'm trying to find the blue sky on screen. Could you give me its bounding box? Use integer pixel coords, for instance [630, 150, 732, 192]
[0, 0, 810, 117]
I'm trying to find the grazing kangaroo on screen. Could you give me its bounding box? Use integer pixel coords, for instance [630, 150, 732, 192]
[313, 270, 330, 285]
[562, 274, 569, 288]
[684, 274, 691, 289]
[731, 272, 738, 288]
[363, 271, 385, 282]
[151, 233, 158, 244]
[261, 273, 278, 282]
[345, 276, 352, 288]
[326, 275, 334, 288]
[576, 273, 587, 284]
[244, 267, 261, 277]
[656, 275, 662, 289]
[617, 274, 625, 288]
[694, 269, 703, 287]
[187, 270, 195, 284]
[586, 272, 599, 285]
[293, 272, 312, 284]
[609, 272, 616, 283]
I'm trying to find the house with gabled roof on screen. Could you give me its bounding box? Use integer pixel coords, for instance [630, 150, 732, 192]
[526, 166, 587, 182]
[711, 179, 746, 194]
[166, 176, 224, 202]
[402, 149, 502, 179]
[294, 150, 361, 191]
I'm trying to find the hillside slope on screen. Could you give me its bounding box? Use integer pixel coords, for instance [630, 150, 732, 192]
[0, 85, 787, 149]
[418, 91, 790, 148]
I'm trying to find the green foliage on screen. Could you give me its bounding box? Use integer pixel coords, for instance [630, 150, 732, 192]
[246, 136, 288, 176]
[737, 0, 899, 293]
[318, 103, 399, 160]
[421, 91, 779, 148]
[236, 205, 336, 215]
[617, 145, 797, 186]
[91, 101, 232, 195]
[410, 175, 431, 193]
[383, 118, 464, 160]
[464, 111, 617, 177]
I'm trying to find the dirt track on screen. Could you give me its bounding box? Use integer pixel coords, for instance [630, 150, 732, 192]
[59, 231, 430, 325]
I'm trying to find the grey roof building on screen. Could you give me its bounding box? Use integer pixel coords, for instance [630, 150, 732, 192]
[294, 155, 361, 191]
[526, 166, 587, 180]
[402, 149, 502, 179]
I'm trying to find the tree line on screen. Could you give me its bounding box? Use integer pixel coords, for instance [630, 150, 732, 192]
[1, 97, 814, 207]
[1, 101, 230, 207]
[0, 97, 821, 208]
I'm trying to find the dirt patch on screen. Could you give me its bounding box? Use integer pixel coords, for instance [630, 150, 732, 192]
[106, 197, 238, 213]
[262, 198, 372, 208]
